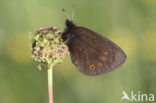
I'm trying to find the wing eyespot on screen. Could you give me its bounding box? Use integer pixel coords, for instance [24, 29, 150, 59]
[90, 65, 95, 70]
[98, 62, 102, 67]
[101, 56, 107, 62]
[104, 51, 108, 55]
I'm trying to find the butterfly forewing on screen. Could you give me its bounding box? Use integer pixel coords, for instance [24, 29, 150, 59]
[67, 27, 126, 76]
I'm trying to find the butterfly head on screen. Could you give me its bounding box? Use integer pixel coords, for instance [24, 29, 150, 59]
[61, 19, 76, 42]
[65, 19, 76, 30]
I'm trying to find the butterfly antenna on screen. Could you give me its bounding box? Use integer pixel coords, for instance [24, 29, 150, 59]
[71, 5, 75, 21]
[62, 9, 70, 20]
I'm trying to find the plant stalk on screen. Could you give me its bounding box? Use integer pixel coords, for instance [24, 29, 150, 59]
[48, 67, 53, 103]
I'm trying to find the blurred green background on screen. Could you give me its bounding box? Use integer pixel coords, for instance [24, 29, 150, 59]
[0, 0, 156, 103]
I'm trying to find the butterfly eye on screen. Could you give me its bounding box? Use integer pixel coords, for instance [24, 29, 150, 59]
[98, 63, 102, 67]
[101, 56, 107, 62]
[104, 52, 108, 55]
[90, 65, 95, 70]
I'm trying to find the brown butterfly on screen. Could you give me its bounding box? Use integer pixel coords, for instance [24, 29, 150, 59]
[61, 19, 126, 76]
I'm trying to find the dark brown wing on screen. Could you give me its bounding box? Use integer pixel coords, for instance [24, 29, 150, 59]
[67, 27, 126, 76]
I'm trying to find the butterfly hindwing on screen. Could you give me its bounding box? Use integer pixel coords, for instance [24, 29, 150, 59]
[67, 27, 126, 76]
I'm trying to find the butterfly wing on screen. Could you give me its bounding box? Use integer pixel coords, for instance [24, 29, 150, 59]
[67, 27, 126, 76]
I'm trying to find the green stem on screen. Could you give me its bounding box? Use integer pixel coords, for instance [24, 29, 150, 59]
[48, 67, 53, 103]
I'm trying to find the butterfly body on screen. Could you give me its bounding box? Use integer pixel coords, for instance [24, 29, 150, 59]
[61, 19, 126, 76]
